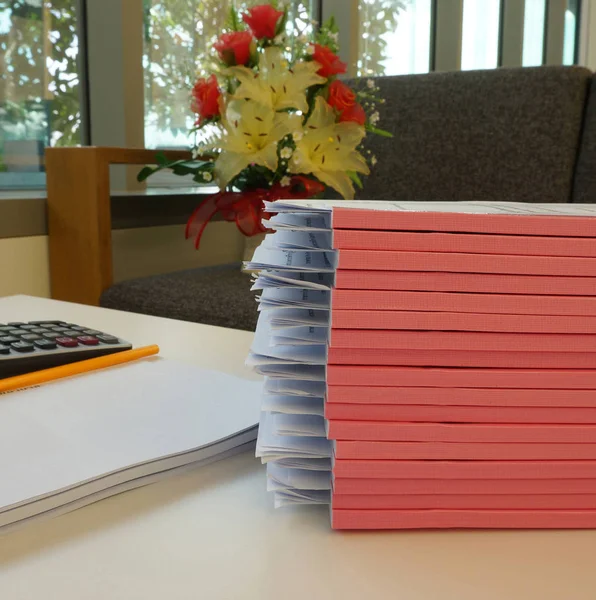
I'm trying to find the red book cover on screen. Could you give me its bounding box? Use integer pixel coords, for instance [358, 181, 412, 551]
[332, 493, 596, 511]
[331, 508, 596, 530]
[329, 330, 596, 352]
[334, 270, 596, 296]
[327, 348, 596, 369]
[334, 440, 596, 460]
[324, 403, 596, 424]
[337, 249, 596, 276]
[332, 229, 596, 257]
[332, 477, 596, 496]
[326, 366, 596, 389]
[332, 459, 596, 480]
[331, 289, 596, 315]
[327, 420, 596, 443]
[326, 385, 596, 407]
[332, 206, 596, 237]
[331, 310, 596, 334]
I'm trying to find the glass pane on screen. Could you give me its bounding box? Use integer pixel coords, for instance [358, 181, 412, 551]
[461, 0, 501, 71]
[0, 0, 81, 189]
[357, 0, 431, 77]
[143, 0, 315, 149]
[522, 0, 546, 67]
[563, 0, 579, 65]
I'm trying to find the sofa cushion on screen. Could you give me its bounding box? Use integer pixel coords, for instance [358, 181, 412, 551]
[352, 66, 592, 203]
[100, 264, 258, 332]
[573, 74, 596, 203]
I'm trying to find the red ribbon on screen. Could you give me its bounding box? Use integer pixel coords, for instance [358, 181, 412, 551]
[185, 176, 325, 249]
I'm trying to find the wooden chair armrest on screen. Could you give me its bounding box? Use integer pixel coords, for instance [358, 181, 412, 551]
[46, 147, 192, 306]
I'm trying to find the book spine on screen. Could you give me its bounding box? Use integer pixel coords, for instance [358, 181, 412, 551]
[324, 403, 596, 424]
[326, 385, 596, 407]
[332, 478, 596, 496]
[326, 420, 596, 443]
[327, 348, 596, 369]
[337, 249, 596, 276]
[331, 310, 596, 334]
[326, 366, 596, 389]
[333, 440, 596, 460]
[329, 330, 596, 352]
[331, 289, 596, 315]
[331, 509, 596, 530]
[334, 270, 596, 296]
[332, 229, 596, 257]
[332, 493, 596, 511]
[332, 459, 596, 479]
[332, 207, 596, 237]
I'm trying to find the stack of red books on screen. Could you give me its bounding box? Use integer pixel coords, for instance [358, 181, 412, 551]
[249, 201, 596, 530]
[328, 204, 596, 529]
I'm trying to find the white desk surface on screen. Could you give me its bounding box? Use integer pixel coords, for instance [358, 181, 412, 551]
[1, 295, 596, 600]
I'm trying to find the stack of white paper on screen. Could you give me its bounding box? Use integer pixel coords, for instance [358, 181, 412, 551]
[0, 358, 262, 532]
[247, 225, 336, 508]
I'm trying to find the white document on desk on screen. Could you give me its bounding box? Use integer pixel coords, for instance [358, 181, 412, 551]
[0, 357, 262, 530]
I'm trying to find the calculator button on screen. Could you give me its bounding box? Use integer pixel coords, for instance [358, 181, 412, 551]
[83, 329, 101, 335]
[97, 335, 119, 344]
[62, 330, 81, 337]
[69, 326, 87, 332]
[0, 327, 14, 333]
[0, 336, 19, 344]
[9, 330, 24, 336]
[77, 336, 100, 346]
[51, 327, 69, 333]
[34, 339, 58, 350]
[19, 325, 37, 331]
[21, 334, 41, 341]
[56, 337, 79, 348]
[11, 341, 35, 353]
[32, 328, 49, 334]
[0, 345, 10, 355]
[7, 322, 25, 326]
[28, 321, 65, 326]
[42, 332, 62, 340]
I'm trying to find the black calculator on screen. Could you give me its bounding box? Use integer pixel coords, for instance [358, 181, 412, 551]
[0, 321, 132, 379]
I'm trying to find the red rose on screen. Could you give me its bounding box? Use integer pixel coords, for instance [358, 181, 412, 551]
[191, 75, 222, 124]
[311, 43, 347, 78]
[213, 31, 254, 66]
[242, 5, 284, 39]
[328, 80, 356, 112]
[339, 102, 366, 126]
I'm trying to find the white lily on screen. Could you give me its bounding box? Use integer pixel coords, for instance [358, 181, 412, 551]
[227, 46, 326, 113]
[211, 98, 301, 189]
[289, 97, 369, 199]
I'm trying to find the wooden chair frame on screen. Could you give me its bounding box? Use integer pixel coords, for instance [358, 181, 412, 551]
[46, 147, 191, 306]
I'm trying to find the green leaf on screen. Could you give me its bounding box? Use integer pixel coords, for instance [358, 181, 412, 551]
[155, 151, 168, 165]
[137, 166, 157, 182]
[366, 125, 393, 138]
[348, 171, 364, 189]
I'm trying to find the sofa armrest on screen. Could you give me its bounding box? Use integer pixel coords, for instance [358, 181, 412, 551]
[45, 147, 191, 306]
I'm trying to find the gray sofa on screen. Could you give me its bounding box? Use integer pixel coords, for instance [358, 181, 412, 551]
[100, 66, 596, 331]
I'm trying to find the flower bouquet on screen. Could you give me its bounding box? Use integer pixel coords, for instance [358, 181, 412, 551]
[139, 2, 391, 249]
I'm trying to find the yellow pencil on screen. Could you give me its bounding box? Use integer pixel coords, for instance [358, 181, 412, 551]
[0, 345, 160, 393]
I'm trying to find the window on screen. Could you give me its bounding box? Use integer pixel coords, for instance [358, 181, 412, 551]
[143, 0, 316, 149]
[523, 0, 546, 67]
[461, 0, 501, 71]
[357, 0, 432, 77]
[0, 0, 81, 189]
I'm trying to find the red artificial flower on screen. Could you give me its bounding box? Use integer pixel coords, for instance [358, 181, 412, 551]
[213, 31, 254, 66]
[242, 4, 284, 39]
[311, 43, 347, 78]
[191, 75, 222, 124]
[339, 102, 366, 126]
[327, 80, 356, 112]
